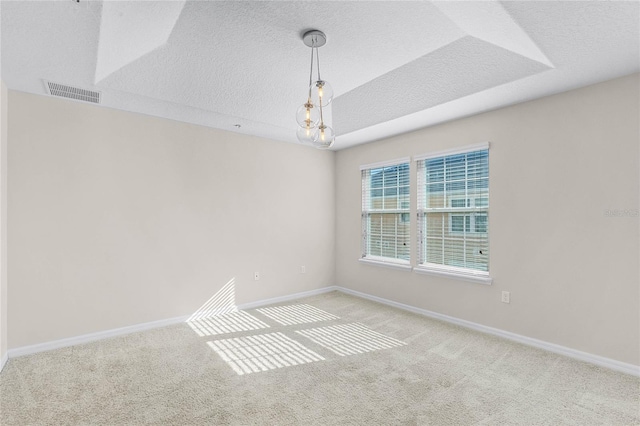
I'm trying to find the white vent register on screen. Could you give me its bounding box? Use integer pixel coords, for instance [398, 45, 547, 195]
[44, 81, 101, 104]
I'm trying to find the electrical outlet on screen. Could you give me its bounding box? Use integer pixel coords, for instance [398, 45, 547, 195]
[501, 291, 510, 304]
[254, 271, 260, 281]
[300, 266, 306, 274]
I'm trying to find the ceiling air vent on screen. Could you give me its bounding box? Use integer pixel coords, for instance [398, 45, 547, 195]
[45, 81, 101, 104]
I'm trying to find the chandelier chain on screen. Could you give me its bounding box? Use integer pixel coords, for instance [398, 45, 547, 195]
[307, 47, 314, 101]
[315, 48, 325, 125]
[316, 47, 322, 82]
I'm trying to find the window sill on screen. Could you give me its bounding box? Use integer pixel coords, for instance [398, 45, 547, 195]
[413, 266, 492, 285]
[359, 257, 412, 271]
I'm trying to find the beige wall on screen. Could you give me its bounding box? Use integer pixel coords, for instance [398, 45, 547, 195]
[1, 81, 7, 363]
[5, 74, 639, 366]
[336, 73, 640, 365]
[8, 91, 335, 349]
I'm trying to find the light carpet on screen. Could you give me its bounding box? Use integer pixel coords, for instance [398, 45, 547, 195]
[1, 291, 638, 425]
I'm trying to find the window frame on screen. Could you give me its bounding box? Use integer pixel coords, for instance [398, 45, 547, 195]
[414, 143, 492, 284]
[360, 157, 412, 270]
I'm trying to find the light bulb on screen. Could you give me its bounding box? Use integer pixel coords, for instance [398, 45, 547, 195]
[311, 124, 335, 149]
[296, 124, 318, 144]
[310, 80, 334, 107]
[296, 102, 320, 128]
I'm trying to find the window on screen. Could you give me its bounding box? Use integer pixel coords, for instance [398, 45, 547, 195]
[416, 144, 489, 276]
[361, 159, 410, 266]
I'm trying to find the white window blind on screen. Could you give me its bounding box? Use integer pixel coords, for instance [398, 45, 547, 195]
[417, 147, 489, 274]
[361, 161, 410, 263]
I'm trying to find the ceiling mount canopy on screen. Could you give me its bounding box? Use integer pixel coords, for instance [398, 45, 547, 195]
[296, 29, 335, 149]
[302, 30, 326, 48]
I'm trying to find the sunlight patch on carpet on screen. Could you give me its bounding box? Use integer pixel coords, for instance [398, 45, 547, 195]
[208, 332, 325, 375]
[256, 304, 339, 325]
[188, 311, 270, 337]
[296, 323, 407, 356]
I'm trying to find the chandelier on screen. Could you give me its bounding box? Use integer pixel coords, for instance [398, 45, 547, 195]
[296, 30, 335, 149]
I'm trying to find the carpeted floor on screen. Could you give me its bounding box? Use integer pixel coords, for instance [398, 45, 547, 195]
[1, 291, 639, 425]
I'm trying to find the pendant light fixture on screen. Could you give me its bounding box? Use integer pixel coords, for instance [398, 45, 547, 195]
[296, 30, 335, 149]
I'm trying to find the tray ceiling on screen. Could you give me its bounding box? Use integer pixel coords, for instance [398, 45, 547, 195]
[1, 1, 638, 149]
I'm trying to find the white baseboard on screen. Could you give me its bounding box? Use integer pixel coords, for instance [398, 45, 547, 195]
[335, 286, 640, 377]
[7, 314, 189, 358]
[0, 352, 7, 372]
[238, 286, 338, 310]
[6, 286, 338, 360]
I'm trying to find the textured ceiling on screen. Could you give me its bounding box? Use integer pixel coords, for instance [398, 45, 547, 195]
[1, 1, 638, 149]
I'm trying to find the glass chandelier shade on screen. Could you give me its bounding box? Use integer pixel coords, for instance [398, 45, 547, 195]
[311, 124, 335, 149]
[296, 124, 318, 144]
[310, 80, 334, 107]
[296, 30, 335, 149]
[296, 101, 320, 129]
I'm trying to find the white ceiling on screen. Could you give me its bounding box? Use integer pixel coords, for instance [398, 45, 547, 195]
[1, 1, 639, 150]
